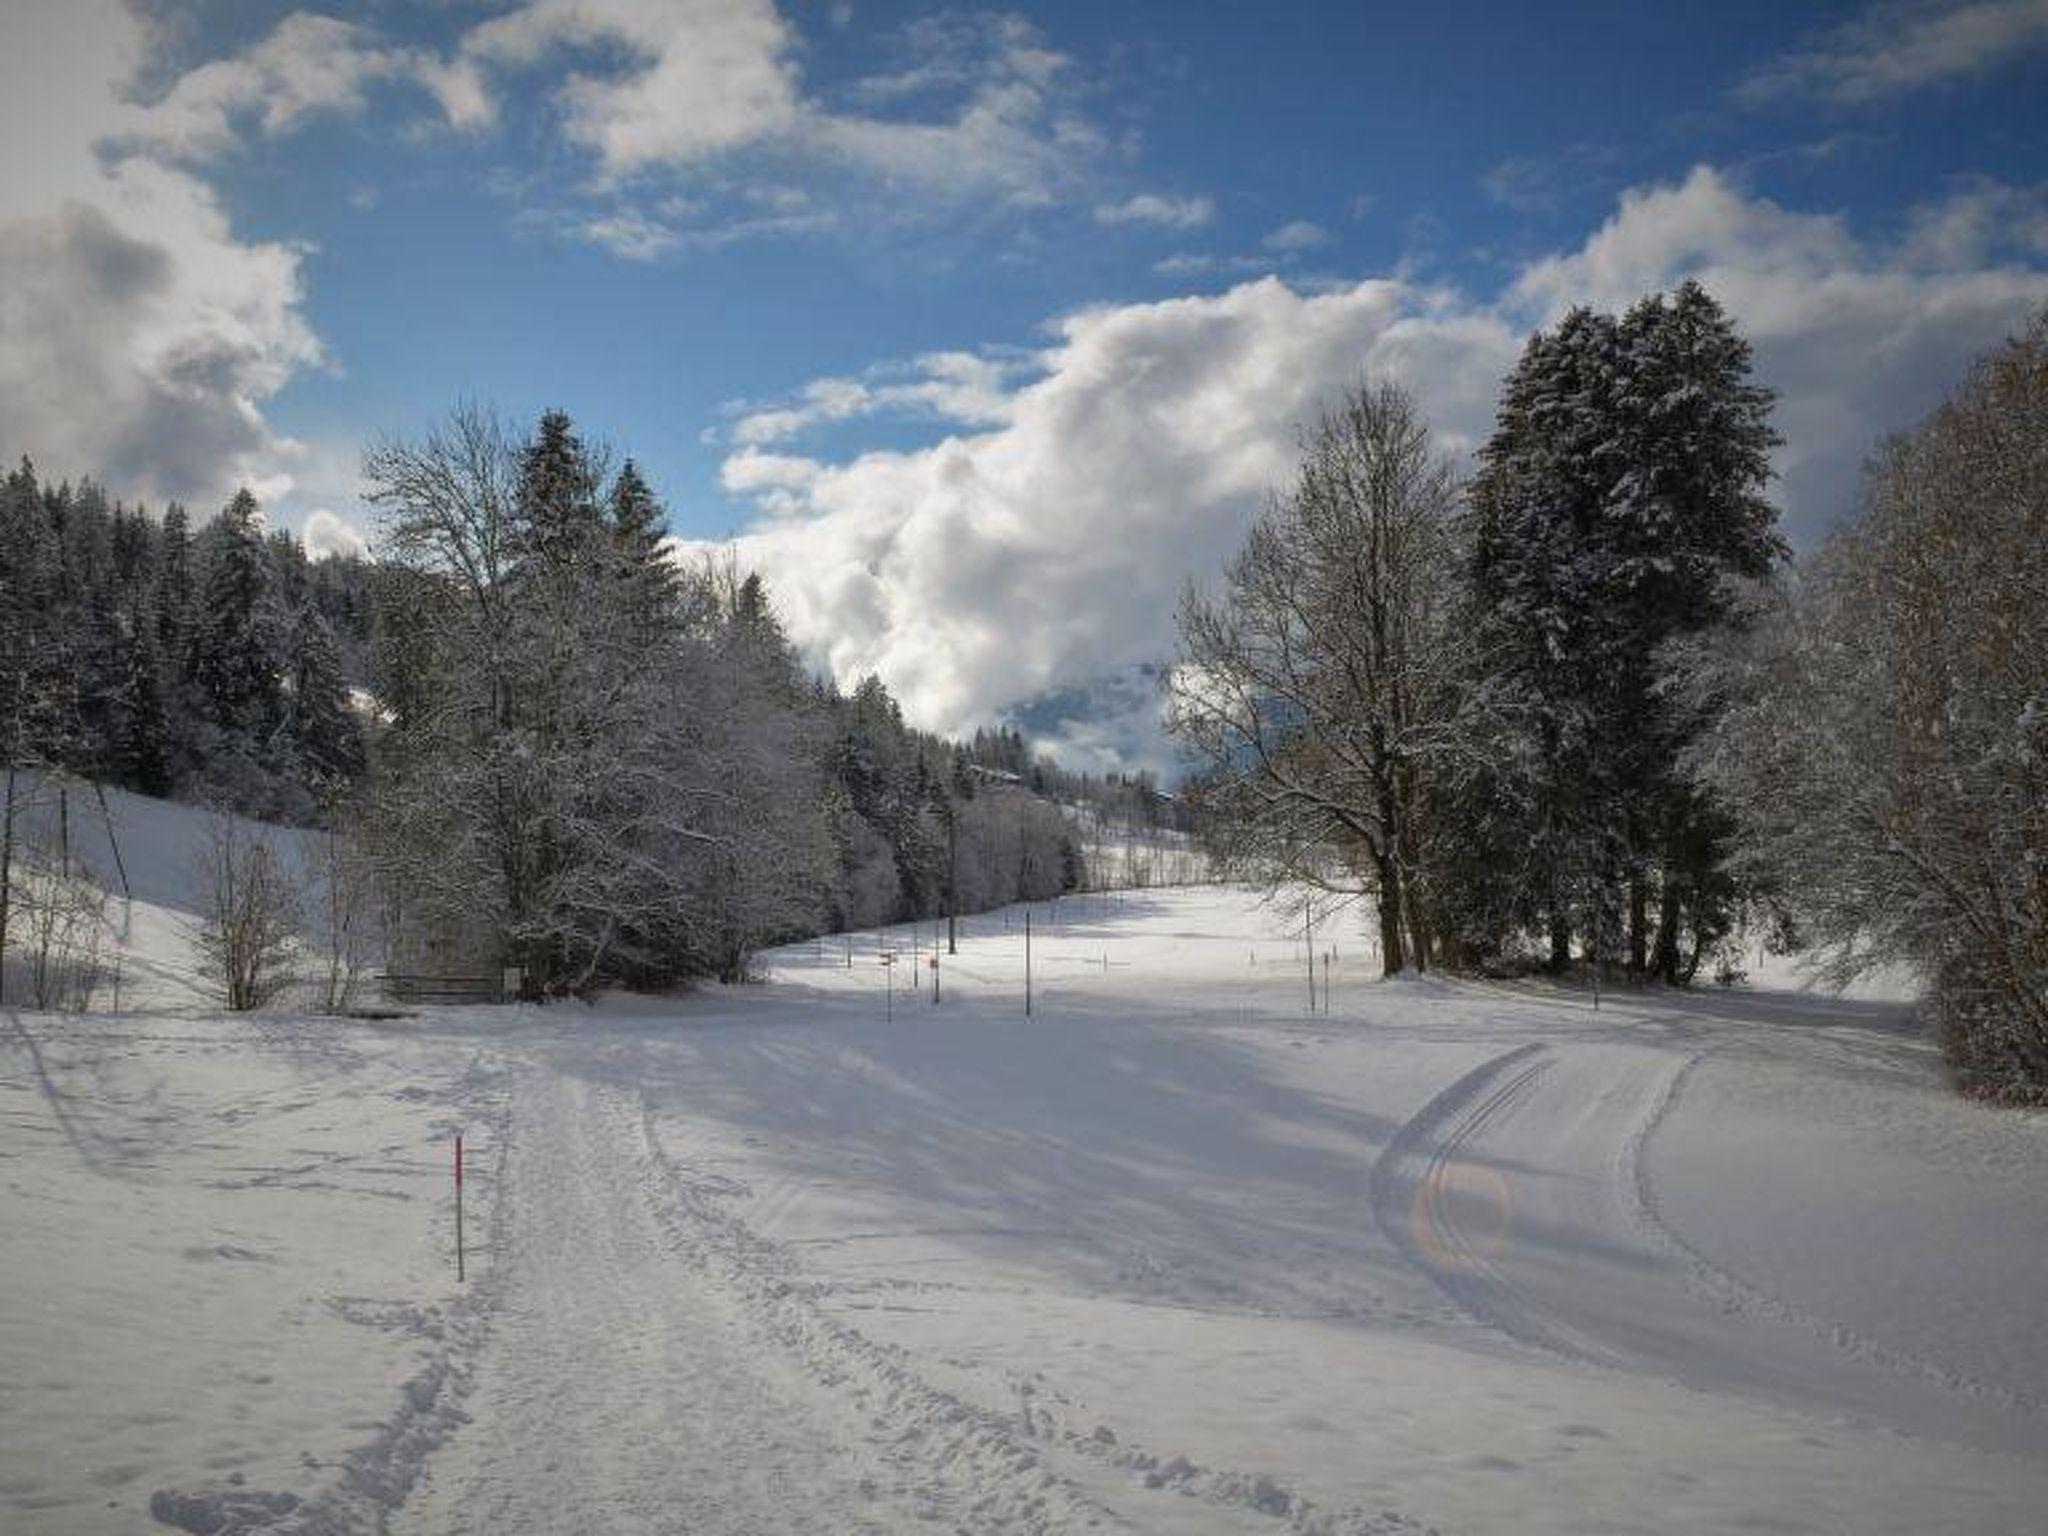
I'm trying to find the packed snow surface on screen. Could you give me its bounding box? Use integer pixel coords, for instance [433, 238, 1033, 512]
[4, 798, 2046, 1533]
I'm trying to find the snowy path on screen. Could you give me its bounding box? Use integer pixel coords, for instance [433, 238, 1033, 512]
[396, 1065, 1143, 1536]
[395, 1069, 903, 1535]
[10, 883, 2048, 1535]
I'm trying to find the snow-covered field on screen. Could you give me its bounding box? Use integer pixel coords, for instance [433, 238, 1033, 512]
[5, 800, 2047, 1534]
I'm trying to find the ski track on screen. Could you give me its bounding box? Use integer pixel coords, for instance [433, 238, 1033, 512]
[1624, 1050, 2044, 1421]
[1368, 1043, 1627, 1369]
[1370, 1028, 2043, 1458]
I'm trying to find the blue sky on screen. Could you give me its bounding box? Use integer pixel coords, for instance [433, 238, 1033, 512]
[6, 1, 2048, 767]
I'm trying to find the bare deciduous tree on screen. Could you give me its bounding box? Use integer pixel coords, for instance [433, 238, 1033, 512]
[1693, 311, 2048, 1098]
[311, 817, 376, 1014]
[196, 811, 301, 1011]
[1168, 382, 1467, 974]
[14, 849, 108, 1011]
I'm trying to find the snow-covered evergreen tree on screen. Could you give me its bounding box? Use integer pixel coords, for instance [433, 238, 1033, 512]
[1459, 283, 1781, 976]
[285, 603, 363, 789]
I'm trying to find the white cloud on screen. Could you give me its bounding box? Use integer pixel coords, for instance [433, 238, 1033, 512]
[1262, 219, 1329, 251]
[1095, 194, 1216, 230]
[463, 0, 801, 179]
[120, 11, 489, 161]
[1738, 0, 2048, 105]
[301, 508, 371, 561]
[689, 277, 1521, 758]
[1153, 251, 1278, 278]
[728, 352, 1020, 445]
[1899, 176, 2048, 265]
[1510, 166, 2048, 534]
[698, 166, 2048, 771]
[0, 1, 324, 514]
[578, 208, 683, 261]
[462, 1, 1096, 216]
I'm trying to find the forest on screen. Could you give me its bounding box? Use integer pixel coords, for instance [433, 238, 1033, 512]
[0, 409, 1182, 1001]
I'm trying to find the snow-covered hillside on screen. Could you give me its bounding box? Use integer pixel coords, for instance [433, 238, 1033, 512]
[5, 867, 2046, 1534]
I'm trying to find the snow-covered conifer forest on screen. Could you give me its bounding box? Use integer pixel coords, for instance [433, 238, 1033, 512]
[4, 290, 2046, 1535]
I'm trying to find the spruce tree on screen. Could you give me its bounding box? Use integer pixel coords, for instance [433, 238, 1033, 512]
[285, 603, 364, 789]
[608, 459, 680, 643]
[187, 488, 292, 815]
[511, 409, 603, 577]
[111, 617, 172, 797]
[1463, 285, 1781, 977]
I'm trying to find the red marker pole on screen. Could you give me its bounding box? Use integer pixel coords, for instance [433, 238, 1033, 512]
[454, 1132, 465, 1283]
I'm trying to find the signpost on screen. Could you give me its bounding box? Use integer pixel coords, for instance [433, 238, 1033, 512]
[881, 949, 896, 1022]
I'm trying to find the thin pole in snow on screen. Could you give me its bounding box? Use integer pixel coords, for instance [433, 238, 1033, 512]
[1025, 908, 1033, 1017]
[454, 1132, 465, 1284]
[1305, 903, 1315, 1015]
[92, 783, 130, 899]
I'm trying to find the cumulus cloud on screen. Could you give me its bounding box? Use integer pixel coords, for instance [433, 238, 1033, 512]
[1095, 194, 1216, 230]
[727, 352, 1021, 446]
[1738, 0, 2048, 105]
[461, 0, 1097, 219]
[687, 277, 1521, 761]
[463, 0, 801, 178]
[120, 11, 488, 162]
[698, 166, 2048, 772]
[301, 508, 371, 561]
[0, 1, 325, 513]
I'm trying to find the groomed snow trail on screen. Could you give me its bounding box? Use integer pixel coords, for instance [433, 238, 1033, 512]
[395, 1066, 1130, 1536]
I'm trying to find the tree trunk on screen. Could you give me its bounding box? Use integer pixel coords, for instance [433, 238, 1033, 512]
[1651, 878, 1682, 983]
[1377, 856, 1408, 976]
[0, 765, 14, 1005]
[1628, 862, 1648, 975]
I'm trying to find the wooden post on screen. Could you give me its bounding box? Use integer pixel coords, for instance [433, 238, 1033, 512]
[455, 1132, 465, 1284]
[1025, 908, 1033, 1017]
[1304, 903, 1315, 1015]
[0, 764, 16, 1006]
